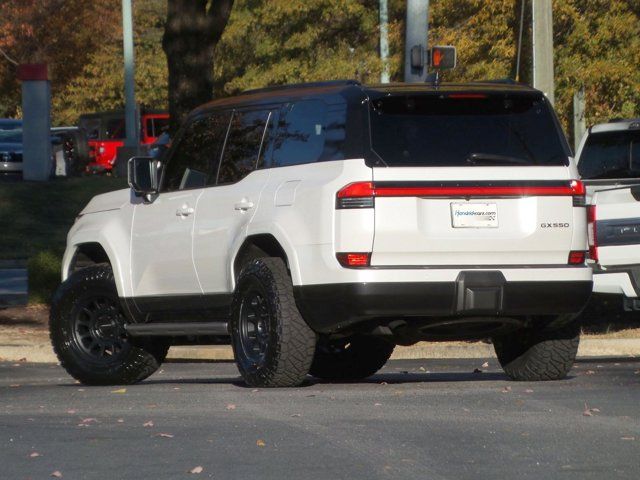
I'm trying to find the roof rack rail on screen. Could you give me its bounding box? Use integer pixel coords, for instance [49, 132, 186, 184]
[240, 80, 361, 96]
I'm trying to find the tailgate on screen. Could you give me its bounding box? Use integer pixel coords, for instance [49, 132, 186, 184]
[592, 185, 640, 267]
[371, 167, 583, 266]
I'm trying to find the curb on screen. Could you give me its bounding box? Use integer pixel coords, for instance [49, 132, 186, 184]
[2, 339, 638, 364]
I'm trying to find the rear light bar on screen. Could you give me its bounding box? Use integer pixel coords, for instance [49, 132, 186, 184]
[337, 180, 586, 209]
[587, 205, 598, 262]
[568, 250, 586, 265]
[336, 252, 371, 268]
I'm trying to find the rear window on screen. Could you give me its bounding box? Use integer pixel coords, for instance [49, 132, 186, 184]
[578, 130, 640, 179]
[369, 93, 569, 167]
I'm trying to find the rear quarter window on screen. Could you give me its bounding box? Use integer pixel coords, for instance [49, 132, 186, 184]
[579, 130, 640, 179]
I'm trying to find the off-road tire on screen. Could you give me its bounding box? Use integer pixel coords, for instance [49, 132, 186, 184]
[493, 323, 580, 381]
[50, 264, 168, 385]
[310, 336, 395, 381]
[230, 257, 317, 387]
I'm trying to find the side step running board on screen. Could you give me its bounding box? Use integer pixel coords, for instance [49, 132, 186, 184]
[125, 322, 229, 337]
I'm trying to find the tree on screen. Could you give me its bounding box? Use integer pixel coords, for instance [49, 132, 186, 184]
[53, 0, 168, 125]
[162, 0, 235, 131]
[0, 0, 120, 117]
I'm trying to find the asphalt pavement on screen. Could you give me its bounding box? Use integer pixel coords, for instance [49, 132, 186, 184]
[1, 358, 639, 480]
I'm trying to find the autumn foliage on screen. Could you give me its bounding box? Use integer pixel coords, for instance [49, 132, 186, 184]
[0, 0, 639, 137]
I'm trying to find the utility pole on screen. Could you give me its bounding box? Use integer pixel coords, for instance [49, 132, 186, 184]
[379, 0, 390, 83]
[122, 0, 138, 148]
[573, 88, 586, 153]
[532, 0, 555, 104]
[404, 0, 429, 83]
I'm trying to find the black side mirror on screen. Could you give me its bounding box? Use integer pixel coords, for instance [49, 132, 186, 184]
[128, 156, 160, 195]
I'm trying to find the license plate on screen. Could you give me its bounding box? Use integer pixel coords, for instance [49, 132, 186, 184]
[451, 203, 498, 228]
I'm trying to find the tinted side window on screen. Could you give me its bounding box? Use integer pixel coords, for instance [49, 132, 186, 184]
[105, 118, 125, 140]
[217, 110, 270, 185]
[272, 100, 328, 167]
[162, 113, 231, 191]
[579, 131, 640, 179]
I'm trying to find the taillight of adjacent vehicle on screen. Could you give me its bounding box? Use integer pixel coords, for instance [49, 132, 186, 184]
[587, 205, 598, 262]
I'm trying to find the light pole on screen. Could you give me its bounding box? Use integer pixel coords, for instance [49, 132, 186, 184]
[404, 0, 429, 83]
[122, 0, 138, 148]
[379, 0, 390, 83]
[532, 0, 555, 104]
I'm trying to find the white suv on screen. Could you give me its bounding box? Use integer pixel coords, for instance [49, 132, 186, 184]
[50, 80, 592, 387]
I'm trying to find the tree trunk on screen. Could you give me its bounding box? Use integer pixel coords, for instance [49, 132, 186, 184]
[162, 0, 234, 132]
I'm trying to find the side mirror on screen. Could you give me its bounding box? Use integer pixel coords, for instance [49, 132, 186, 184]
[128, 156, 160, 195]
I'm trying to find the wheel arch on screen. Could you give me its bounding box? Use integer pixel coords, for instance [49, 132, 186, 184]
[232, 233, 293, 287]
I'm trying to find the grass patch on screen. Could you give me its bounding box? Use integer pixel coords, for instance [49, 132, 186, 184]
[0, 176, 127, 302]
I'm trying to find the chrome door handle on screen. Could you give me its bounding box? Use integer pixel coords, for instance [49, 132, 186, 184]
[176, 206, 195, 217]
[234, 200, 255, 211]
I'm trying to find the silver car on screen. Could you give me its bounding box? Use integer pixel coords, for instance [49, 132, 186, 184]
[0, 129, 23, 175]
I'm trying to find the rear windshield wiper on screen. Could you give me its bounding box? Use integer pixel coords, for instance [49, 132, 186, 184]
[466, 153, 530, 166]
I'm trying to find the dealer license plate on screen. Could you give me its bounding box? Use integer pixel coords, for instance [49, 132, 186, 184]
[451, 203, 498, 228]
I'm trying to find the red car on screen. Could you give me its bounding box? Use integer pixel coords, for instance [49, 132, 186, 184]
[78, 110, 169, 173]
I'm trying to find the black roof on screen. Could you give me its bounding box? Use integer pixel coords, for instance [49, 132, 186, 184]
[193, 79, 541, 117]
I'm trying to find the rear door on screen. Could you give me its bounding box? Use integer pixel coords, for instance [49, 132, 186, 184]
[368, 91, 583, 267]
[193, 108, 275, 293]
[591, 185, 640, 267]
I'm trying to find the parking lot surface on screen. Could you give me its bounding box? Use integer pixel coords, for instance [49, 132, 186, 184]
[1, 358, 639, 480]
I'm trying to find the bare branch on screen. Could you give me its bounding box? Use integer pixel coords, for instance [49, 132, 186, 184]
[0, 45, 18, 66]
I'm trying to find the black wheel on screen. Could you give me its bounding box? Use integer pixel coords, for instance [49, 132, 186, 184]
[310, 336, 394, 381]
[230, 257, 317, 387]
[50, 264, 168, 385]
[493, 322, 580, 381]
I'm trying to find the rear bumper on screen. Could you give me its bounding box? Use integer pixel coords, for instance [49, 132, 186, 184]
[593, 265, 640, 298]
[294, 276, 593, 333]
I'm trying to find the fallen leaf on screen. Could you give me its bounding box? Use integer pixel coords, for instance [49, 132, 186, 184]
[591, 408, 601, 413]
[374, 402, 382, 406]
[481, 362, 489, 368]
[81, 418, 98, 424]
[502, 386, 512, 393]
[111, 388, 127, 394]
[66, 410, 77, 415]
[525, 389, 534, 393]
[379, 381, 388, 385]
[418, 366, 426, 372]
[155, 433, 174, 438]
[462, 408, 470, 412]
[583, 402, 598, 417]
[9, 384, 20, 388]
[226, 404, 236, 411]
[256, 439, 266, 447]
[189, 466, 203, 474]
[251, 389, 259, 393]
[621, 436, 635, 441]
[117, 419, 124, 423]
[173, 387, 180, 391]
[18, 357, 27, 362]
[29, 452, 41, 458]
[585, 370, 596, 375]
[143, 420, 154, 427]
[290, 413, 301, 418]
[51, 471, 62, 478]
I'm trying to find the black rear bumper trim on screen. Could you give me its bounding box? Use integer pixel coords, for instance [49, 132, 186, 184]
[293, 280, 593, 334]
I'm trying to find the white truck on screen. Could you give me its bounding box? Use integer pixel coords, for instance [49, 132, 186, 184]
[577, 119, 640, 305]
[50, 80, 592, 388]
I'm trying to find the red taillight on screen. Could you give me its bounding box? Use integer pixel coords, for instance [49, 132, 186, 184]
[336, 252, 371, 268]
[337, 180, 585, 208]
[587, 205, 598, 261]
[568, 250, 586, 265]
